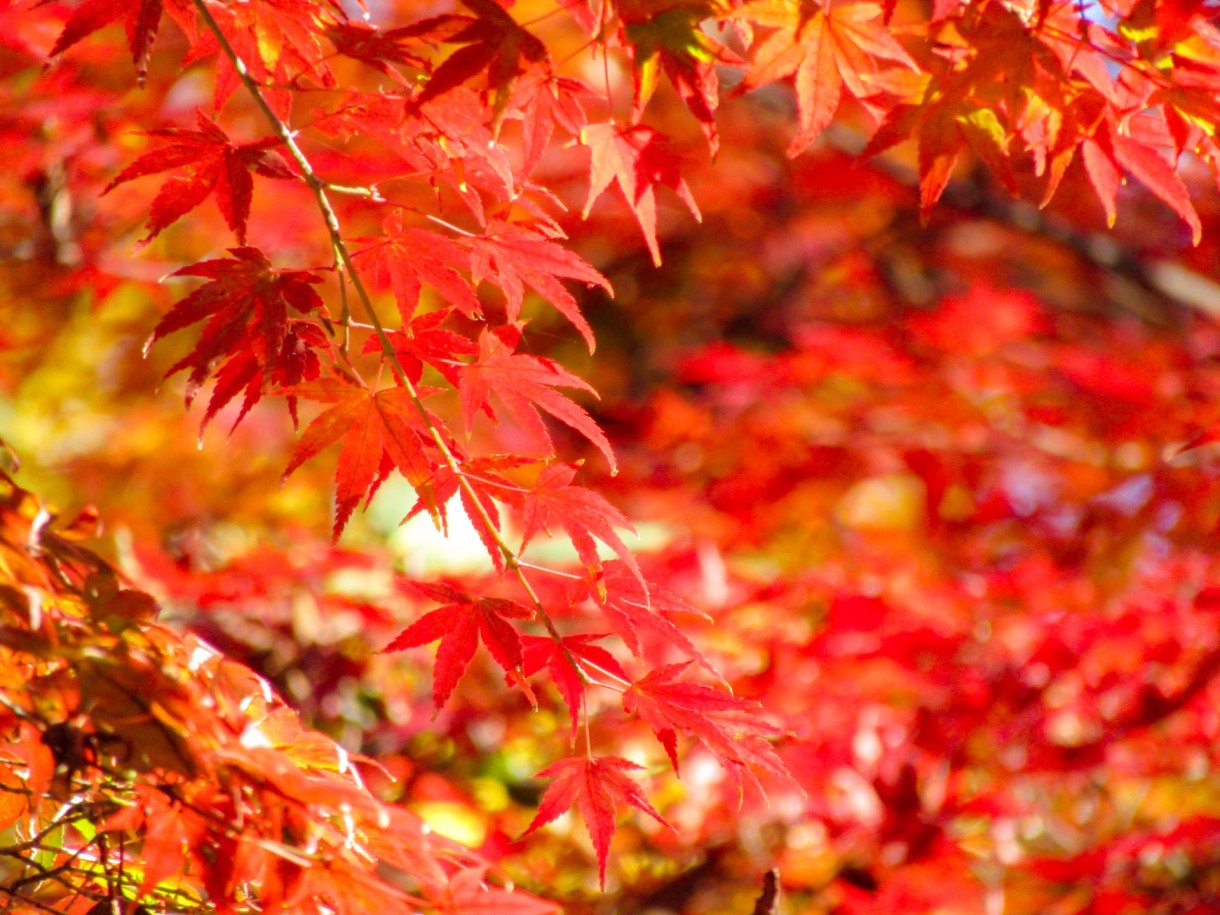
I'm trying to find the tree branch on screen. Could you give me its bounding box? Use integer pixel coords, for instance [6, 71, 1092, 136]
[191, 0, 590, 682]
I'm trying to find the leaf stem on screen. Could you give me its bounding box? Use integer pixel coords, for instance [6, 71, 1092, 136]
[517, 560, 582, 580]
[423, 213, 477, 238]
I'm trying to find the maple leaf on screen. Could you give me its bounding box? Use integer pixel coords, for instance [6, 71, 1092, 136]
[409, 87, 520, 212]
[518, 464, 637, 582]
[853, 4, 1051, 209]
[188, 0, 337, 113]
[521, 633, 630, 740]
[1085, 117, 1203, 243]
[361, 309, 478, 388]
[522, 755, 671, 888]
[44, 0, 193, 83]
[621, 1, 741, 154]
[623, 662, 792, 794]
[404, 454, 536, 570]
[152, 247, 326, 421]
[862, 65, 1036, 213]
[353, 214, 481, 321]
[383, 580, 533, 708]
[738, 0, 916, 155]
[322, 20, 434, 83]
[282, 857, 421, 915]
[101, 788, 200, 896]
[583, 560, 718, 677]
[459, 328, 616, 470]
[282, 374, 438, 537]
[207, 319, 329, 432]
[412, 0, 548, 123]
[466, 222, 611, 351]
[506, 71, 592, 178]
[581, 122, 701, 267]
[105, 111, 294, 245]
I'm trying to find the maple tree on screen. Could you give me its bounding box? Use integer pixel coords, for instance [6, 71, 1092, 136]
[4, 0, 1220, 912]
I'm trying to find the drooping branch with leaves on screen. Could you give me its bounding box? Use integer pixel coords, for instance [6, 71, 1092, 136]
[5, 0, 1220, 911]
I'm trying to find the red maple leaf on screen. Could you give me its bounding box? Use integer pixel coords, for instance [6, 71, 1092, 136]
[623, 662, 793, 794]
[353, 214, 481, 320]
[404, 454, 537, 570]
[102, 788, 200, 896]
[518, 464, 636, 581]
[187, 0, 338, 113]
[620, 1, 742, 154]
[466, 222, 610, 351]
[383, 580, 533, 709]
[280, 858, 423, 915]
[322, 20, 437, 83]
[852, 5, 1047, 211]
[151, 247, 326, 423]
[521, 755, 671, 888]
[1083, 116, 1202, 243]
[44, 0, 193, 83]
[208, 319, 329, 432]
[362, 308, 478, 388]
[412, 0, 548, 120]
[282, 374, 438, 537]
[459, 328, 616, 470]
[105, 111, 294, 245]
[582, 123, 701, 267]
[583, 560, 718, 677]
[505, 71, 592, 177]
[521, 633, 630, 740]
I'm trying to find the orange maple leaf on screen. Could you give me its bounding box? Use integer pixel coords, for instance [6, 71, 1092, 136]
[282, 374, 437, 537]
[738, 0, 916, 155]
[582, 122, 701, 267]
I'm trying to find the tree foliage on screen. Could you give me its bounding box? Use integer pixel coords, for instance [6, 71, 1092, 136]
[3, 0, 1220, 912]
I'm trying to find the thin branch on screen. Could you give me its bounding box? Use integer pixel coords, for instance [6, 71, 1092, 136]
[0, 799, 100, 856]
[7, 833, 107, 893]
[324, 182, 383, 200]
[0, 885, 89, 915]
